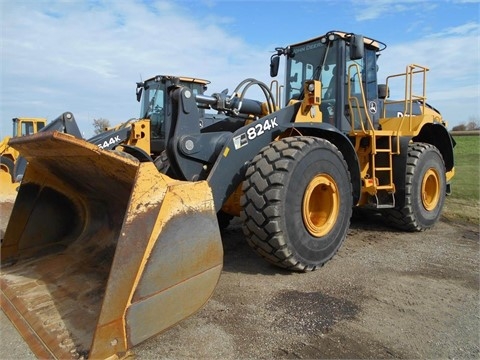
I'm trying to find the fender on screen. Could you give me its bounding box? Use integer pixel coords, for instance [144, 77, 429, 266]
[413, 122, 455, 171]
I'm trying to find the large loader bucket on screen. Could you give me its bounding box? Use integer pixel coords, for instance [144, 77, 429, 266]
[0, 132, 223, 359]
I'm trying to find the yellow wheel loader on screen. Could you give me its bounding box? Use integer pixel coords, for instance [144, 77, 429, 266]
[1, 31, 455, 359]
[1, 118, 46, 196]
[88, 76, 213, 160]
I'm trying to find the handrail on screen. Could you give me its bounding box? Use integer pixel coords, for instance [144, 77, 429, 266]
[347, 63, 375, 134]
[383, 64, 429, 132]
[269, 80, 284, 109]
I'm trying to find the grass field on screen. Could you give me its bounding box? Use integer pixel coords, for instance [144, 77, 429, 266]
[443, 134, 480, 225]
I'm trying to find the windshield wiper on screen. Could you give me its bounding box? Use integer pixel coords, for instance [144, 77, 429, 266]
[297, 46, 330, 101]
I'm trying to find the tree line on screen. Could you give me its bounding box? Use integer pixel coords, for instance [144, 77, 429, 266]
[451, 116, 480, 131]
[93, 115, 479, 134]
[92, 118, 111, 134]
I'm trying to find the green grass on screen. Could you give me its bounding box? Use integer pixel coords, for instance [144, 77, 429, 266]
[443, 134, 480, 225]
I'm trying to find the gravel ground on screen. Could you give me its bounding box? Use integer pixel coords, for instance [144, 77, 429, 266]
[1, 198, 479, 359]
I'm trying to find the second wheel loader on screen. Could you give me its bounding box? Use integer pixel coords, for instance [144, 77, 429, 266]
[1, 30, 455, 359]
[0, 117, 47, 195]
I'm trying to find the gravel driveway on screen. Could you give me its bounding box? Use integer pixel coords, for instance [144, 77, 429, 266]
[1, 199, 479, 359]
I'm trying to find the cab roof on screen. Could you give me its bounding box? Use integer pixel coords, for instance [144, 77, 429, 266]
[288, 30, 387, 52]
[145, 75, 210, 85]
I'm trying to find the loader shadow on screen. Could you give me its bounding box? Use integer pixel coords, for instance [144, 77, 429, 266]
[349, 208, 396, 232]
[219, 222, 292, 276]
[219, 210, 398, 276]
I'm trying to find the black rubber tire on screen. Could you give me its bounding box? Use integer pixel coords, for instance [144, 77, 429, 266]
[109, 150, 140, 163]
[240, 136, 352, 272]
[217, 210, 234, 230]
[0, 156, 15, 181]
[154, 151, 170, 174]
[382, 143, 446, 231]
[13, 156, 27, 182]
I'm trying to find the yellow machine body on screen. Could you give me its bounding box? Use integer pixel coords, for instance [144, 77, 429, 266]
[0, 117, 47, 191]
[1, 33, 455, 359]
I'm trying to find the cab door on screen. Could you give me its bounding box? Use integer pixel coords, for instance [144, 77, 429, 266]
[345, 47, 380, 131]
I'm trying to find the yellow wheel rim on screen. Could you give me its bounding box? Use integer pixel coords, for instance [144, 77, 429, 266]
[302, 174, 339, 237]
[421, 168, 441, 211]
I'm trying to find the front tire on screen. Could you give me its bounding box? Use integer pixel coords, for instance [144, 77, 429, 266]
[0, 156, 15, 182]
[154, 151, 171, 174]
[383, 143, 446, 231]
[240, 136, 352, 271]
[109, 149, 140, 163]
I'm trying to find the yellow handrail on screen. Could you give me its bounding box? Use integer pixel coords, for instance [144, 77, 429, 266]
[383, 64, 429, 132]
[347, 63, 376, 134]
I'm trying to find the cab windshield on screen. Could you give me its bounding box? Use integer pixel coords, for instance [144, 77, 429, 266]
[140, 80, 206, 139]
[13, 120, 41, 137]
[285, 39, 339, 103]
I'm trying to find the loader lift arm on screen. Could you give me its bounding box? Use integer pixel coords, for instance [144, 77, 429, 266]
[12, 112, 83, 181]
[165, 82, 358, 212]
[167, 85, 297, 209]
[40, 111, 83, 137]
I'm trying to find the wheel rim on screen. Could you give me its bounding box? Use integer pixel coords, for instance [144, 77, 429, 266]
[421, 168, 441, 211]
[302, 174, 339, 237]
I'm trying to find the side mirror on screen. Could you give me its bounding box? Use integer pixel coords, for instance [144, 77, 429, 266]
[350, 34, 364, 60]
[378, 84, 389, 99]
[136, 87, 143, 102]
[270, 55, 280, 77]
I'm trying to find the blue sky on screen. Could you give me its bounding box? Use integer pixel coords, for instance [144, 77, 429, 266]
[1, 0, 479, 138]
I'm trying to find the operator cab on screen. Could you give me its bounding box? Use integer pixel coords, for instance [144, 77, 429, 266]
[12, 117, 46, 137]
[270, 31, 387, 133]
[137, 75, 210, 154]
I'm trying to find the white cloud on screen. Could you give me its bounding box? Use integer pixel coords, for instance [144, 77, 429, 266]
[377, 22, 480, 125]
[426, 21, 480, 37]
[352, 0, 435, 21]
[1, 0, 478, 139]
[0, 0, 272, 138]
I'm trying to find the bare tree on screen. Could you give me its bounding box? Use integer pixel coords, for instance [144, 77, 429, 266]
[465, 115, 480, 130]
[92, 118, 111, 135]
[452, 115, 480, 131]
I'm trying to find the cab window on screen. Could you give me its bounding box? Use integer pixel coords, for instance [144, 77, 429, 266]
[21, 121, 35, 136]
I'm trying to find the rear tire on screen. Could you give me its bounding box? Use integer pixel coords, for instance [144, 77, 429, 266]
[382, 143, 446, 231]
[240, 136, 352, 271]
